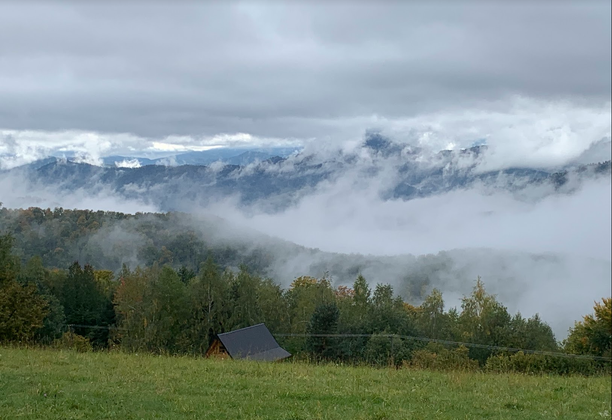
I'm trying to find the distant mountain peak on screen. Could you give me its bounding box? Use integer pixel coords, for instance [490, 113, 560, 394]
[363, 133, 403, 157]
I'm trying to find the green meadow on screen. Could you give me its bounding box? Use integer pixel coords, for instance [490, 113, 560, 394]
[0, 347, 610, 420]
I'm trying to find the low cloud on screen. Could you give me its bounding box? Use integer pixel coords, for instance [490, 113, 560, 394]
[0, 172, 157, 214]
[115, 159, 141, 169]
[0, 128, 298, 170]
[214, 178, 609, 260]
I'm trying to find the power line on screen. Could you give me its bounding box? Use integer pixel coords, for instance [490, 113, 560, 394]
[274, 333, 612, 362]
[67, 324, 127, 331]
[63, 325, 611, 362]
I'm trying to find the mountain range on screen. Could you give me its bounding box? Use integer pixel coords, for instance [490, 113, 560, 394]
[3, 133, 610, 213]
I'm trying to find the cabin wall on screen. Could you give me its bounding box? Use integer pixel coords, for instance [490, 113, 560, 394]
[205, 339, 230, 359]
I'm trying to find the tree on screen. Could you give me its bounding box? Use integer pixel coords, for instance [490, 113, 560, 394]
[178, 265, 196, 284]
[35, 293, 66, 344]
[18, 257, 67, 343]
[364, 333, 407, 367]
[113, 265, 150, 351]
[416, 288, 451, 339]
[144, 265, 188, 353]
[286, 276, 335, 334]
[0, 234, 19, 285]
[370, 283, 411, 335]
[353, 275, 371, 313]
[0, 233, 49, 343]
[94, 269, 116, 296]
[337, 275, 371, 331]
[185, 257, 229, 354]
[228, 266, 262, 330]
[19, 256, 46, 286]
[0, 280, 49, 343]
[257, 278, 290, 334]
[57, 262, 113, 347]
[306, 302, 340, 360]
[507, 313, 557, 352]
[565, 297, 611, 358]
[284, 276, 335, 355]
[458, 277, 511, 364]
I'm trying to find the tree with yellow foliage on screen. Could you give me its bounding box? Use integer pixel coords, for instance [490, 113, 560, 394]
[565, 297, 612, 358]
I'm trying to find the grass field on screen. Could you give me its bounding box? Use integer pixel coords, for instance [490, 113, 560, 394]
[0, 347, 610, 420]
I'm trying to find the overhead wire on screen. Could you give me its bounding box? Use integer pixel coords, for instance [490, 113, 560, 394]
[65, 324, 611, 362]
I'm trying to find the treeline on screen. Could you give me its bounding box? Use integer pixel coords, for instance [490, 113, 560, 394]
[0, 206, 274, 273]
[1, 233, 610, 375]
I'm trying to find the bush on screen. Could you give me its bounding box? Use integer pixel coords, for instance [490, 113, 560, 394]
[484, 354, 510, 373]
[364, 334, 412, 367]
[53, 331, 92, 353]
[485, 351, 611, 376]
[408, 344, 479, 371]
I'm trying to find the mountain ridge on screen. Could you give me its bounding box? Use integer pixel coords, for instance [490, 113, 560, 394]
[3, 134, 610, 212]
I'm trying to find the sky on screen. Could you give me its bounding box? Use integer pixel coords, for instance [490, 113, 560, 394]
[0, 1, 611, 168]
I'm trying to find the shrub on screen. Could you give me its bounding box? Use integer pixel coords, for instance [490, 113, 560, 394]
[485, 351, 611, 376]
[53, 331, 92, 353]
[408, 344, 479, 371]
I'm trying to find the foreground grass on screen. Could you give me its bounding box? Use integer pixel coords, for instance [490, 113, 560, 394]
[0, 347, 610, 420]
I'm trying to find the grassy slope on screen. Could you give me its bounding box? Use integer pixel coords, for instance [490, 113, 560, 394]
[0, 347, 610, 420]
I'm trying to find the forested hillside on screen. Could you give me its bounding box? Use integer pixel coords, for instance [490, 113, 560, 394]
[0, 209, 610, 374]
[0, 206, 272, 273]
[1, 204, 610, 339]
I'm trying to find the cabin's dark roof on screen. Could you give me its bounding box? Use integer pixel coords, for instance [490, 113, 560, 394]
[216, 323, 291, 361]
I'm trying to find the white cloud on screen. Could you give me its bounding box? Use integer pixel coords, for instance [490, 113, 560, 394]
[115, 158, 141, 169]
[379, 97, 612, 171]
[0, 128, 299, 170]
[0, 173, 157, 214]
[149, 141, 224, 153]
[2, 96, 607, 171]
[212, 176, 611, 261]
[0, 129, 140, 169]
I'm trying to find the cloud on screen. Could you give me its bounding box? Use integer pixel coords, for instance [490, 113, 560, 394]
[0, 129, 295, 170]
[571, 138, 612, 166]
[1, 97, 610, 171]
[0, 2, 608, 140]
[115, 159, 141, 169]
[211, 173, 611, 261]
[1, 1, 609, 170]
[382, 97, 612, 171]
[0, 129, 136, 169]
[0, 171, 157, 214]
[217, 179, 611, 339]
[198, 154, 611, 338]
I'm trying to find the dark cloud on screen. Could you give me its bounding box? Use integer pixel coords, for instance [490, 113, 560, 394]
[0, 2, 609, 139]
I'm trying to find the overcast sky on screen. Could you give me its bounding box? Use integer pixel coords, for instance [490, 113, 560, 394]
[0, 1, 610, 164]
